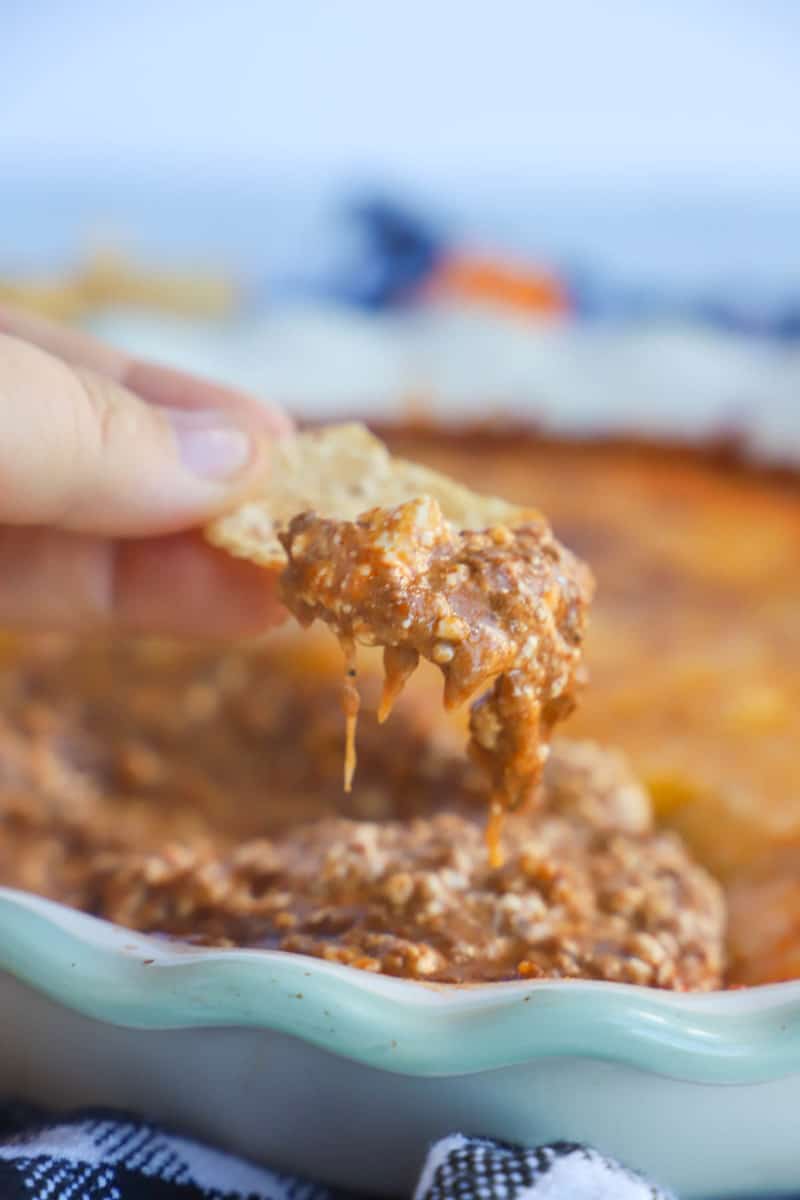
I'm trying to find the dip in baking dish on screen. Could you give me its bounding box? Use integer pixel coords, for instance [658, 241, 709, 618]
[0, 429, 797, 988]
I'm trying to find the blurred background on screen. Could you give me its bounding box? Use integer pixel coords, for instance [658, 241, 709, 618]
[3, 0, 800, 448]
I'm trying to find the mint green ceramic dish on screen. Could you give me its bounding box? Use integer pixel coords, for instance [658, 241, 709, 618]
[2, 887, 800, 1198]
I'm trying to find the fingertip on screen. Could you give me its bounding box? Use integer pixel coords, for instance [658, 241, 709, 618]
[0, 304, 293, 439]
[126, 359, 292, 438]
[0, 310, 291, 539]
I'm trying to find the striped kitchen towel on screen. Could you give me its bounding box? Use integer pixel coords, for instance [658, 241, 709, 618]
[0, 1104, 672, 1199]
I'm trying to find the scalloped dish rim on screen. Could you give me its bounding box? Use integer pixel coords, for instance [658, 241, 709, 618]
[3, 887, 800, 1085]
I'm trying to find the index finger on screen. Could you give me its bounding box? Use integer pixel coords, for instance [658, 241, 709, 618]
[0, 303, 291, 436]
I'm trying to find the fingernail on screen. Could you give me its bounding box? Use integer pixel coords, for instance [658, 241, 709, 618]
[166, 409, 253, 482]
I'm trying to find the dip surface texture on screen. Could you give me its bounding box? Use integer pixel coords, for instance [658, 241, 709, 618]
[0, 635, 723, 987]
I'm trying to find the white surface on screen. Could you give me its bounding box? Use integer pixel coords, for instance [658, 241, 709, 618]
[5, 1, 800, 185]
[88, 305, 800, 461]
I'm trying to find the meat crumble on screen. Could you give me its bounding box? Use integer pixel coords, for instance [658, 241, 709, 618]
[0, 636, 724, 988]
[89, 741, 722, 988]
[280, 496, 593, 863]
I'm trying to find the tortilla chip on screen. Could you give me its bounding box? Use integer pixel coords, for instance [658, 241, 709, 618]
[206, 423, 540, 568]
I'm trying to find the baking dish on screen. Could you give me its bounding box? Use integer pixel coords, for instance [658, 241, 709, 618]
[2, 308, 800, 1198]
[3, 888, 800, 1198]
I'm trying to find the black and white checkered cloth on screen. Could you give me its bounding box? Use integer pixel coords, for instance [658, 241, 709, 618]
[0, 1104, 672, 1199]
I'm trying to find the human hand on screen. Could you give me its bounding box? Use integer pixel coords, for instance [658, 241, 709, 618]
[0, 305, 291, 636]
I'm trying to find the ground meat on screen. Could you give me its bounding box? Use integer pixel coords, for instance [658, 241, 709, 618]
[85, 737, 724, 989]
[280, 496, 593, 862]
[0, 631, 723, 990]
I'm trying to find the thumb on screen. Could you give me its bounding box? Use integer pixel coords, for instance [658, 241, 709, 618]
[0, 333, 273, 537]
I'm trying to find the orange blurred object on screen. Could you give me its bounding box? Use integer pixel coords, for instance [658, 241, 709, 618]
[431, 252, 570, 317]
